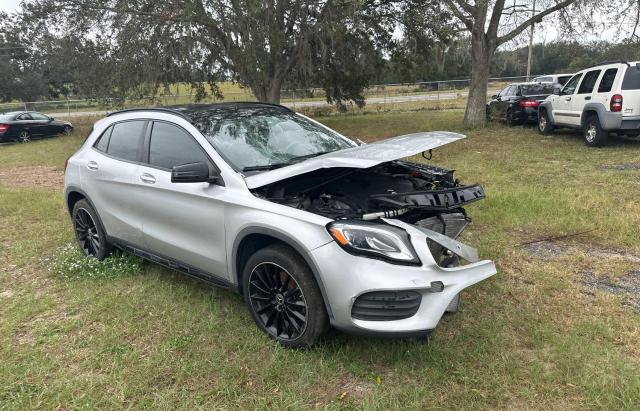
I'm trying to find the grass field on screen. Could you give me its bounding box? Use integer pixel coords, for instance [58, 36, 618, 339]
[1, 111, 639, 409]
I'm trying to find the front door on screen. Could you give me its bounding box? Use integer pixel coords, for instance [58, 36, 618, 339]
[133, 120, 228, 279]
[553, 73, 583, 126]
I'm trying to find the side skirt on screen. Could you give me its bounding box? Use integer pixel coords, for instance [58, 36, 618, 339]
[110, 237, 239, 293]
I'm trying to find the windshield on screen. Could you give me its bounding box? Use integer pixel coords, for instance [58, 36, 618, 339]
[191, 107, 355, 171]
[521, 84, 555, 96]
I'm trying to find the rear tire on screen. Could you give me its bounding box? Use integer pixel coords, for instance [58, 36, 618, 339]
[72, 199, 112, 260]
[583, 115, 608, 147]
[17, 129, 31, 143]
[538, 109, 554, 135]
[243, 244, 328, 348]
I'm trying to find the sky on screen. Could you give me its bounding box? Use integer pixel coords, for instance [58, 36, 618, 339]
[0, 0, 20, 13]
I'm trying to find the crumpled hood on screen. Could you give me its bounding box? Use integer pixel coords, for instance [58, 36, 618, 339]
[244, 131, 465, 189]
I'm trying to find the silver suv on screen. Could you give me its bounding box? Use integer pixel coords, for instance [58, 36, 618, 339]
[64, 103, 496, 348]
[538, 61, 640, 146]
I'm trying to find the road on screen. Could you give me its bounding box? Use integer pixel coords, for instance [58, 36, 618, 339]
[45, 91, 462, 118]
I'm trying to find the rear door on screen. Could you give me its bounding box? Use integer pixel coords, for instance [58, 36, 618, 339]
[16, 113, 41, 135]
[573, 69, 602, 126]
[81, 120, 147, 245]
[592, 67, 618, 110]
[620, 65, 640, 117]
[494, 85, 515, 120]
[553, 73, 583, 126]
[134, 120, 228, 278]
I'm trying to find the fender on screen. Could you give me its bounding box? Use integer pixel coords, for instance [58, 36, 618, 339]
[582, 102, 623, 130]
[538, 101, 556, 124]
[232, 226, 334, 318]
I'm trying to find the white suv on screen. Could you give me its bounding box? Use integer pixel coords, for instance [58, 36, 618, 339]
[538, 61, 640, 146]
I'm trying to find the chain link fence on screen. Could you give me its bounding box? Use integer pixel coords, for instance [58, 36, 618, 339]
[0, 75, 536, 119]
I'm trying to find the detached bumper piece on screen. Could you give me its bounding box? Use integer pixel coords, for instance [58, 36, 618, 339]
[370, 184, 485, 211]
[351, 290, 422, 321]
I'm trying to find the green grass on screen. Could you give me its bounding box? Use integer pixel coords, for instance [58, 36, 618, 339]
[1, 111, 639, 409]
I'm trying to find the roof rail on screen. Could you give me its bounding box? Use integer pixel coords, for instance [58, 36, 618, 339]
[596, 60, 630, 67]
[106, 107, 192, 121]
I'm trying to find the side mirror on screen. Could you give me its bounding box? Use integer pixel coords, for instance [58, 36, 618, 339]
[553, 88, 561, 96]
[171, 162, 218, 183]
[48, 117, 55, 121]
[491, 95, 498, 100]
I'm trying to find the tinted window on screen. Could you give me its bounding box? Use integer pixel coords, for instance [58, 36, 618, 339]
[622, 66, 640, 90]
[17, 113, 32, 120]
[106, 121, 145, 162]
[30, 112, 50, 120]
[558, 75, 573, 85]
[94, 126, 112, 152]
[521, 84, 555, 96]
[149, 122, 208, 169]
[598, 68, 618, 92]
[578, 70, 601, 94]
[562, 74, 583, 95]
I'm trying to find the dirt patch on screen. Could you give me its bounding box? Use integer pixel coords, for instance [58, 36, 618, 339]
[582, 270, 640, 313]
[0, 166, 64, 189]
[600, 163, 640, 171]
[522, 241, 640, 263]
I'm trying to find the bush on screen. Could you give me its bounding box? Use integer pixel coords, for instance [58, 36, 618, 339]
[47, 243, 143, 279]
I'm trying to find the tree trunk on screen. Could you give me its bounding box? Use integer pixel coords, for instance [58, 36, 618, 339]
[252, 77, 282, 104]
[463, 31, 493, 128]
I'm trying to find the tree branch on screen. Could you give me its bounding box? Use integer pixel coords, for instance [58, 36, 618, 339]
[497, 0, 578, 45]
[442, 0, 474, 31]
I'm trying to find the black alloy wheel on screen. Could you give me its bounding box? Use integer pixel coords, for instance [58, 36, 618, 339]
[248, 262, 308, 341]
[72, 199, 111, 260]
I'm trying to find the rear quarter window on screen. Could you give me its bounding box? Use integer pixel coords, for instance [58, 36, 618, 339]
[621, 67, 640, 90]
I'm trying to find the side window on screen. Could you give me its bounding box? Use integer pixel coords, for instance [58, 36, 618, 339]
[148, 122, 209, 170]
[17, 113, 32, 120]
[598, 68, 618, 92]
[94, 126, 112, 152]
[577, 70, 601, 94]
[106, 121, 146, 162]
[536, 77, 553, 83]
[558, 76, 573, 85]
[498, 86, 510, 97]
[30, 112, 50, 120]
[562, 74, 583, 95]
[621, 67, 640, 90]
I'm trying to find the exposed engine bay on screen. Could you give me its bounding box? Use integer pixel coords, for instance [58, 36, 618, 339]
[252, 160, 485, 239]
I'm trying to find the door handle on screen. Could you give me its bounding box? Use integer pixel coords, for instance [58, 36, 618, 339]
[140, 173, 156, 184]
[585, 96, 591, 101]
[87, 161, 98, 171]
[564, 96, 572, 101]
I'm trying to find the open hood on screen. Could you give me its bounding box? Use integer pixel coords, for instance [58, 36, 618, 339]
[244, 131, 465, 189]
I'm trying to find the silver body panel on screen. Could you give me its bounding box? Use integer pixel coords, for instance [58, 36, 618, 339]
[64, 110, 496, 335]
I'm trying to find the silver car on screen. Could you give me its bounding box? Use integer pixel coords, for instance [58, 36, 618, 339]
[64, 103, 497, 348]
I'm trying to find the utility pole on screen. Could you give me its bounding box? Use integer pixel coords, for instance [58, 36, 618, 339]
[526, 0, 536, 81]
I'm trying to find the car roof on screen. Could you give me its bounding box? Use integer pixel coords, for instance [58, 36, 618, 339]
[107, 102, 294, 123]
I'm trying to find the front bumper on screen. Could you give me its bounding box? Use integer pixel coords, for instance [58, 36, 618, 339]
[310, 219, 497, 335]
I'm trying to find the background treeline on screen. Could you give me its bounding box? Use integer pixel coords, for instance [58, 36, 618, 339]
[381, 39, 640, 83]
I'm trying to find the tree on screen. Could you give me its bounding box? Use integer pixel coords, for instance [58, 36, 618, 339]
[19, 0, 393, 106]
[440, 0, 579, 127]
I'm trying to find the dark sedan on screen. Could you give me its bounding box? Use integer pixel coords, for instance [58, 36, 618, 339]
[0, 111, 73, 143]
[486, 83, 556, 126]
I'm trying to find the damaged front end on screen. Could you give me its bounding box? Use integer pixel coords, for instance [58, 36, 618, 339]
[250, 159, 485, 268]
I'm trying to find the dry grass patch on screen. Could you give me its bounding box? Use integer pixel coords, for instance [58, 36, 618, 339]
[0, 166, 63, 189]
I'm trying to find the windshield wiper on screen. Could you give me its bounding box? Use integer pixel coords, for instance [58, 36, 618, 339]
[289, 151, 333, 163]
[242, 163, 290, 172]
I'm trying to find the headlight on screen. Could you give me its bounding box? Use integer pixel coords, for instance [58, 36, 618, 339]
[327, 221, 420, 264]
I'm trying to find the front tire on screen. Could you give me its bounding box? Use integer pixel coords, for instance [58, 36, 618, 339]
[538, 109, 554, 135]
[63, 126, 73, 136]
[72, 199, 112, 260]
[243, 244, 328, 348]
[583, 115, 608, 147]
